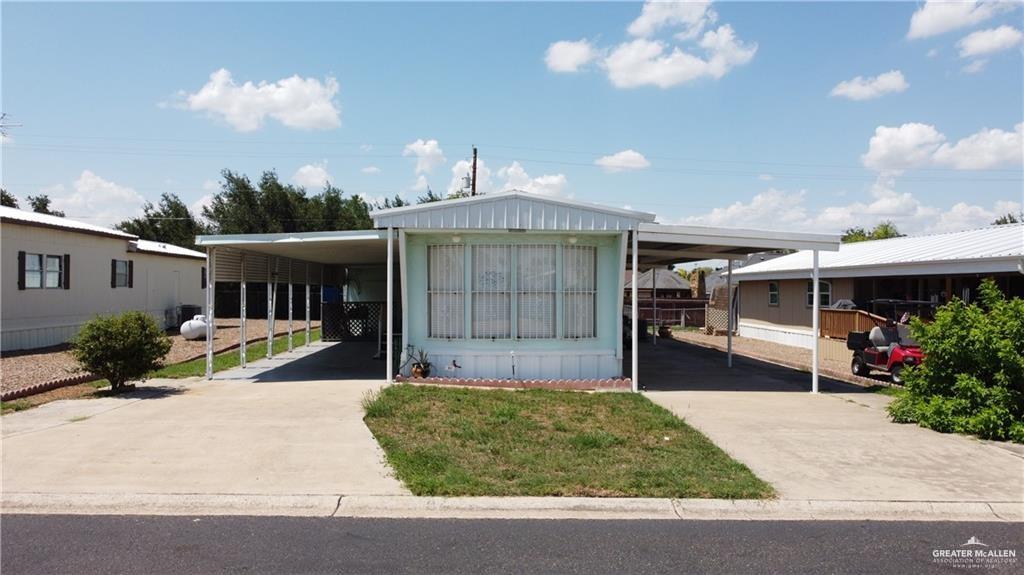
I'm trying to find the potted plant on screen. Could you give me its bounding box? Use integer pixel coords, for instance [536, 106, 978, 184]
[411, 348, 432, 378]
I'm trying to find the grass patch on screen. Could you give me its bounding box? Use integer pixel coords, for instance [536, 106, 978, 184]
[152, 328, 321, 378]
[0, 399, 33, 414]
[363, 385, 774, 499]
[867, 384, 905, 397]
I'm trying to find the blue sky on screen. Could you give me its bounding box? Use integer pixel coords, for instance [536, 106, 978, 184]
[2, 1, 1022, 235]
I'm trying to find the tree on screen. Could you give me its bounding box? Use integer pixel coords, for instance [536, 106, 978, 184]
[993, 212, 1022, 225]
[26, 194, 64, 217]
[375, 194, 410, 209]
[71, 311, 172, 393]
[116, 193, 209, 250]
[842, 221, 903, 243]
[1, 188, 18, 208]
[416, 188, 445, 204]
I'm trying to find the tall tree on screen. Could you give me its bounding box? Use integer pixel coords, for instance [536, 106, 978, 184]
[993, 212, 1022, 225]
[842, 221, 903, 243]
[26, 194, 64, 217]
[417, 188, 445, 203]
[0, 188, 18, 208]
[116, 193, 209, 250]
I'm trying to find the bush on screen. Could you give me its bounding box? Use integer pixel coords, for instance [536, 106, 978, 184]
[72, 311, 172, 392]
[887, 279, 1024, 442]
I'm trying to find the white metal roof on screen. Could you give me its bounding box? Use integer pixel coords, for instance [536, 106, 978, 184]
[195, 230, 392, 265]
[132, 239, 206, 259]
[0, 206, 135, 239]
[624, 268, 692, 290]
[732, 224, 1024, 280]
[633, 222, 841, 267]
[371, 190, 656, 231]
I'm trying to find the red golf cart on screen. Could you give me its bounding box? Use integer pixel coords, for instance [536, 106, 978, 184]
[847, 299, 936, 384]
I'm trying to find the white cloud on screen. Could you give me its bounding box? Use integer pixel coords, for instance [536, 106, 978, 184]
[190, 194, 214, 217]
[361, 165, 381, 175]
[201, 179, 219, 192]
[545, 39, 599, 72]
[862, 122, 1024, 171]
[927, 48, 940, 58]
[907, 0, 1012, 39]
[446, 158, 568, 197]
[595, 149, 651, 172]
[292, 162, 332, 189]
[627, 0, 716, 40]
[962, 59, 989, 73]
[47, 171, 147, 227]
[180, 68, 341, 132]
[861, 123, 947, 171]
[758, 174, 774, 181]
[957, 25, 1023, 57]
[359, 144, 373, 152]
[605, 25, 756, 89]
[830, 70, 909, 101]
[403, 138, 446, 174]
[447, 159, 494, 196]
[410, 175, 431, 193]
[932, 123, 1024, 169]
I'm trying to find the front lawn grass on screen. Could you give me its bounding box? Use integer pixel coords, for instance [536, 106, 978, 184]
[363, 385, 773, 499]
[152, 328, 321, 378]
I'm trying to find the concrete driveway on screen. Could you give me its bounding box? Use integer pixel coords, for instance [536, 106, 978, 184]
[2, 342, 407, 498]
[643, 339, 1024, 503]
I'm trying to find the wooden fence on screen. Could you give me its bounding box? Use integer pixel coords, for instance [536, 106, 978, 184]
[819, 309, 886, 339]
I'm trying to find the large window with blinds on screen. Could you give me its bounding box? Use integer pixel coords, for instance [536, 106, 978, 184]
[471, 245, 512, 339]
[517, 245, 556, 339]
[563, 245, 597, 338]
[427, 244, 465, 339]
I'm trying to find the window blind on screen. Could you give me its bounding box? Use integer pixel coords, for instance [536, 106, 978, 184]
[471, 245, 512, 339]
[517, 245, 556, 339]
[428, 244, 464, 338]
[563, 245, 596, 338]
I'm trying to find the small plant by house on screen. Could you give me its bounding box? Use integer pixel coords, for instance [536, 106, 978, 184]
[887, 279, 1024, 443]
[71, 311, 172, 393]
[410, 348, 432, 378]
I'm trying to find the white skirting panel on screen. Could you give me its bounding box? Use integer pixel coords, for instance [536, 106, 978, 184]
[738, 321, 814, 350]
[2, 310, 173, 352]
[416, 349, 619, 380]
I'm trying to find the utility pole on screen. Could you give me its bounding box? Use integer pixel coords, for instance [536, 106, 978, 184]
[471, 146, 478, 196]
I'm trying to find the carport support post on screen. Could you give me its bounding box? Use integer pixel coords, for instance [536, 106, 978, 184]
[240, 254, 246, 368]
[631, 230, 639, 392]
[386, 227, 394, 385]
[812, 250, 820, 393]
[287, 262, 293, 352]
[727, 259, 733, 368]
[305, 263, 311, 346]
[652, 268, 658, 346]
[267, 258, 275, 359]
[205, 247, 215, 380]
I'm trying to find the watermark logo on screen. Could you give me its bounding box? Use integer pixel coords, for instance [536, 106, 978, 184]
[932, 536, 1017, 570]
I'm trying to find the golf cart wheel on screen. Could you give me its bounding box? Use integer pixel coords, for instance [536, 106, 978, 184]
[890, 364, 904, 385]
[851, 354, 868, 377]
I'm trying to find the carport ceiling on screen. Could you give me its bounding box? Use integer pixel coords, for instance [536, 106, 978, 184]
[196, 231, 392, 265]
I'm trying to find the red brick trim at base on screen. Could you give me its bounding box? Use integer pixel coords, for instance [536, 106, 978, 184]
[395, 375, 632, 392]
[1, 373, 101, 402]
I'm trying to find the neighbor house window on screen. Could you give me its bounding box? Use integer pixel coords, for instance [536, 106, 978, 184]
[517, 245, 556, 339]
[24, 253, 43, 289]
[563, 245, 596, 338]
[806, 280, 831, 307]
[768, 281, 780, 306]
[112, 259, 131, 288]
[428, 244, 465, 339]
[471, 245, 512, 339]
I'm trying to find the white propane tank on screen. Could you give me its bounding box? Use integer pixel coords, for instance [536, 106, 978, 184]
[180, 315, 213, 340]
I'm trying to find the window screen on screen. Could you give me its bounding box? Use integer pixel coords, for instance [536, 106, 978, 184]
[25, 253, 43, 289]
[471, 245, 512, 339]
[114, 260, 130, 288]
[45, 255, 63, 288]
[563, 245, 596, 338]
[428, 245, 465, 338]
[768, 281, 780, 306]
[517, 245, 556, 339]
[806, 281, 831, 307]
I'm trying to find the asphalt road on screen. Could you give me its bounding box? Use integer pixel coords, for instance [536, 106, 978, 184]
[2, 515, 1020, 574]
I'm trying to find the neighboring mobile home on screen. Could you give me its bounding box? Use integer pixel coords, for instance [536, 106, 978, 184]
[1, 206, 207, 351]
[731, 224, 1024, 349]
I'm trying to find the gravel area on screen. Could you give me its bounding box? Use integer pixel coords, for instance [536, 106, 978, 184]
[670, 329, 886, 387]
[1, 319, 320, 395]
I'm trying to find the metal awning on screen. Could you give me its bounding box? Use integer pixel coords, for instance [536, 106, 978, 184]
[632, 223, 840, 268]
[195, 230, 392, 266]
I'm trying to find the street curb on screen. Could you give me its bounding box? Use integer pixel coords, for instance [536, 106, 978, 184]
[3, 493, 1020, 522]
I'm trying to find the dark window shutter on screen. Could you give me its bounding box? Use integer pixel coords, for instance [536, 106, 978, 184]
[201, 266, 207, 289]
[128, 260, 134, 288]
[63, 254, 71, 289]
[17, 251, 26, 290]
[111, 259, 117, 288]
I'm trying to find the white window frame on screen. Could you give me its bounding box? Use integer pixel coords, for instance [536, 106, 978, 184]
[471, 244, 512, 340]
[24, 253, 44, 289]
[114, 259, 130, 288]
[563, 244, 597, 339]
[767, 281, 780, 306]
[806, 280, 831, 308]
[427, 244, 465, 339]
[516, 244, 556, 339]
[45, 255, 63, 289]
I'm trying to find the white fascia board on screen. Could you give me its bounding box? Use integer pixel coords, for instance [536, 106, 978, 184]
[732, 257, 1022, 281]
[196, 229, 387, 246]
[638, 223, 841, 252]
[370, 190, 657, 222]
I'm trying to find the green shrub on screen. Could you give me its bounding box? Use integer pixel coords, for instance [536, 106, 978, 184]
[887, 279, 1024, 442]
[71, 311, 172, 392]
